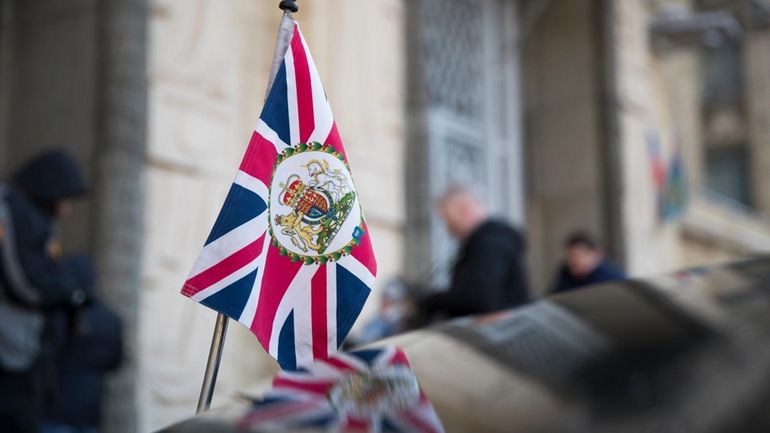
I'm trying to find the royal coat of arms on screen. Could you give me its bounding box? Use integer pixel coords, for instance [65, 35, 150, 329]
[269, 143, 364, 264]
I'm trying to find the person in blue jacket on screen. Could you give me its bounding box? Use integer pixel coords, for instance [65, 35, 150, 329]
[0, 149, 90, 433]
[550, 231, 626, 295]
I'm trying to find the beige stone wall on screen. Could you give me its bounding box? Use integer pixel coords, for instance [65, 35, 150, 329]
[140, 1, 406, 430]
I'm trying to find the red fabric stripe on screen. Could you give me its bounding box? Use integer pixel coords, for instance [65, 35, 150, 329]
[272, 377, 332, 395]
[311, 266, 328, 360]
[239, 130, 278, 186]
[351, 222, 377, 276]
[250, 246, 304, 348]
[324, 122, 347, 159]
[291, 27, 315, 143]
[182, 234, 266, 296]
[389, 349, 411, 367]
[344, 416, 371, 431]
[323, 356, 358, 372]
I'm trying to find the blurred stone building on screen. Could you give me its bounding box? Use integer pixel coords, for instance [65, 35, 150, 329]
[1, 0, 769, 431]
[522, 0, 770, 290]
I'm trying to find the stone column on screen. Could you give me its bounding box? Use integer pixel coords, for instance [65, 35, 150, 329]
[0, 0, 13, 176]
[596, 0, 626, 265]
[93, 0, 148, 432]
[745, 29, 770, 216]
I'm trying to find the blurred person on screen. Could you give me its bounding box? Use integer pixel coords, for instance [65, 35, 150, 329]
[348, 278, 411, 346]
[550, 231, 626, 295]
[417, 186, 529, 320]
[42, 256, 123, 433]
[0, 149, 89, 433]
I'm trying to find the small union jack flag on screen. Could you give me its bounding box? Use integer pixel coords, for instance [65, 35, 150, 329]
[181, 18, 376, 370]
[237, 347, 445, 433]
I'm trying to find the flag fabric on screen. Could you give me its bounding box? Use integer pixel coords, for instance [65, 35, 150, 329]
[236, 347, 445, 433]
[647, 131, 688, 222]
[660, 147, 688, 220]
[181, 19, 377, 371]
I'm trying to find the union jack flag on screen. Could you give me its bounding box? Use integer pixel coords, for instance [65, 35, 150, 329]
[237, 348, 445, 433]
[182, 19, 377, 370]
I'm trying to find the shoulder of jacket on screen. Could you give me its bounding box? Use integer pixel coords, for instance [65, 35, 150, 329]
[478, 221, 520, 242]
[2, 188, 49, 233]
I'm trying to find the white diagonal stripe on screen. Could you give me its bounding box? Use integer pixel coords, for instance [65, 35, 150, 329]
[268, 264, 319, 358]
[304, 358, 345, 380]
[373, 346, 397, 369]
[255, 119, 289, 154]
[337, 255, 376, 289]
[293, 267, 315, 368]
[190, 254, 261, 302]
[234, 170, 269, 200]
[326, 262, 338, 355]
[284, 41, 299, 147]
[273, 370, 336, 383]
[187, 213, 267, 279]
[300, 32, 333, 144]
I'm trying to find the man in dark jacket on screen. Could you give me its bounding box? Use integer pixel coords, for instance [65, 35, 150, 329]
[0, 149, 89, 433]
[550, 231, 626, 295]
[418, 187, 529, 319]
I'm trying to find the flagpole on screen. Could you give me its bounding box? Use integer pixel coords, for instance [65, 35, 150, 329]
[195, 313, 229, 413]
[194, 0, 299, 415]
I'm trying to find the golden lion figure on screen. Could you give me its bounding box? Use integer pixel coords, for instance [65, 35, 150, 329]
[275, 212, 323, 253]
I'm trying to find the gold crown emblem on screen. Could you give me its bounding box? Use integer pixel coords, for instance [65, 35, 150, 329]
[280, 177, 306, 208]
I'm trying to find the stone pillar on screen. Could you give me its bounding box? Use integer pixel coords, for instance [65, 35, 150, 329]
[93, 0, 148, 432]
[596, 0, 626, 265]
[0, 0, 13, 176]
[745, 29, 770, 216]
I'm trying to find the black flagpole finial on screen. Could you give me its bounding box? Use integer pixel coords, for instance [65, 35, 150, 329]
[279, 0, 299, 13]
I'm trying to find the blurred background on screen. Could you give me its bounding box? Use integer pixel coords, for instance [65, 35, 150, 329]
[1, 0, 770, 431]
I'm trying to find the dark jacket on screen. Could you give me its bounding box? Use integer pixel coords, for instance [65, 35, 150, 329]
[47, 297, 123, 428]
[550, 260, 626, 295]
[0, 149, 88, 311]
[420, 220, 530, 319]
[0, 150, 88, 433]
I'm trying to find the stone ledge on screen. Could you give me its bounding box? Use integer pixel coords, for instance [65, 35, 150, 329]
[682, 193, 770, 253]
